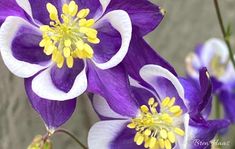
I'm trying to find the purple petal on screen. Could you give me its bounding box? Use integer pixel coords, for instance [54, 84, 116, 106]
[122, 31, 177, 82]
[74, 0, 102, 19]
[106, 0, 164, 36]
[51, 59, 85, 92]
[180, 68, 212, 117]
[12, 24, 51, 64]
[92, 21, 121, 64]
[219, 89, 235, 123]
[28, 0, 62, 24]
[25, 76, 76, 130]
[189, 119, 230, 149]
[87, 62, 138, 117]
[0, 0, 26, 25]
[110, 125, 144, 149]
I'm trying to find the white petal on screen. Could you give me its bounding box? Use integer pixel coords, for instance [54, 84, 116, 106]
[94, 0, 111, 20]
[0, 16, 50, 78]
[93, 10, 132, 69]
[16, 0, 33, 18]
[93, 94, 129, 119]
[88, 120, 128, 149]
[32, 65, 87, 101]
[201, 38, 228, 67]
[185, 52, 201, 79]
[140, 65, 189, 108]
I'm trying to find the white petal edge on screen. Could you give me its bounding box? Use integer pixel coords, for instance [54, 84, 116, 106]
[185, 52, 201, 79]
[32, 64, 87, 101]
[92, 10, 132, 70]
[0, 16, 50, 78]
[139, 64, 189, 108]
[88, 120, 129, 149]
[94, 0, 111, 20]
[93, 94, 129, 119]
[201, 38, 228, 67]
[16, 0, 33, 18]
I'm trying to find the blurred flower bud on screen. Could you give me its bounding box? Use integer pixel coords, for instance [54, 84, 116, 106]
[27, 135, 52, 149]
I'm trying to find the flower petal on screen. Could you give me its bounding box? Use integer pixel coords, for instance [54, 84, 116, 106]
[0, 16, 51, 78]
[25, 76, 76, 131]
[90, 94, 129, 120]
[16, 0, 62, 24]
[0, 0, 26, 25]
[87, 62, 138, 117]
[140, 64, 187, 109]
[123, 31, 177, 82]
[88, 120, 129, 149]
[106, 0, 164, 36]
[92, 10, 132, 69]
[32, 61, 87, 101]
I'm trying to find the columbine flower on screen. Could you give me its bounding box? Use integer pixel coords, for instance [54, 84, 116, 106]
[186, 38, 235, 122]
[0, 0, 165, 129]
[88, 65, 229, 149]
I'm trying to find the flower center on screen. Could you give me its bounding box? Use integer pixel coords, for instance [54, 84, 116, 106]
[210, 55, 228, 78]
[127, 97, 185, 149]
[39, 1, 100, 68]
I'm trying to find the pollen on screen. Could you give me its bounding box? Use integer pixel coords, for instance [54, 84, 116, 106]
[127, 97, 185, 149]
[39, 1, 100, 68]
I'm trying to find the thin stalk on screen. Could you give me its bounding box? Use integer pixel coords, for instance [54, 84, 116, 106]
[55, 128, 88, 149]
[213, 0, 235, 69]
[215, 95, 222, 149]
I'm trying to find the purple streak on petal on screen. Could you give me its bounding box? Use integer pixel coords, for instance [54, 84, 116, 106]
[122, 31, 177, 82]
[195, 43, 204, 57]
[87, 62, 138, 117]
[28, 0, 62, 24]
[12, 25, 51, 64]
[110, 125, 144, 149]
[92, 21, 121, 63]
[131, 86, 157, 108]
[74, 0, 102, 19]
[51, 59, 85, 93]
[106, 0, 164, 36]
[0, 0, 26, 25]
[219, 89, 235, 123]
[25, 76, 76, 129]
[189, 119, 230, 149]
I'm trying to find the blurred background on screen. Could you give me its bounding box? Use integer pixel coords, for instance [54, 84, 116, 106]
[1, 0, 235, 148]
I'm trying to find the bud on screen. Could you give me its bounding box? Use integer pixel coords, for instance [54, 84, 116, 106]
[27, 135, 52, 149]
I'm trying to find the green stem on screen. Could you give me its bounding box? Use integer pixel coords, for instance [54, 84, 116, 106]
[215, 95, 222, 148]
[213, 0, 235, 69]
[55, 128, 88, 149]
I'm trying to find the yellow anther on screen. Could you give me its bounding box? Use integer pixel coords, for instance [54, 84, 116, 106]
[159, 139, 165, 148]
[148, 98, 155, 105]
[40, 1, 99, 68]
[162, 97, 171, 107]
[134, 132, 141, 142]
[160, 129, 167, 139]
[169, 106, 181, 114]
[149, 137, 157, 148]
[136, 135, 144, 145]
[77, 9, 90, 18]
[168, 97, 176, 107]
[174, 127, 185, 136]
[144, 129, 151, 136]
[167, 132, 176, 143]
[165, 139, 172, 149]
[127, 123, 136, 129]
[66, 56, 74, 68]
[141, 105, 149, 113]
[68, 1, 78, 16]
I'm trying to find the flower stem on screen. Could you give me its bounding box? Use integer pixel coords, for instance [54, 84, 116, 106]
[215, 95, 222, 149]
[55, 128, 88, 149]
[213, 0, 235, 69]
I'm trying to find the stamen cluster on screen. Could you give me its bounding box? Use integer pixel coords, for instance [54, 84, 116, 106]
[39, 1, 100, 68]
[127, 97, 185, 149]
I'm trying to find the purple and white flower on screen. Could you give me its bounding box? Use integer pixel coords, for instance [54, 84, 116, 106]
[88, 64, 229, 149]
[0, 0, 165, 129]
[186, 38, 235, 122]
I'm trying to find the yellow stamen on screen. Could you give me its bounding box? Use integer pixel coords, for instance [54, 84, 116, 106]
[127, 97, 185, 149]
[40, 1, 100, 68]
